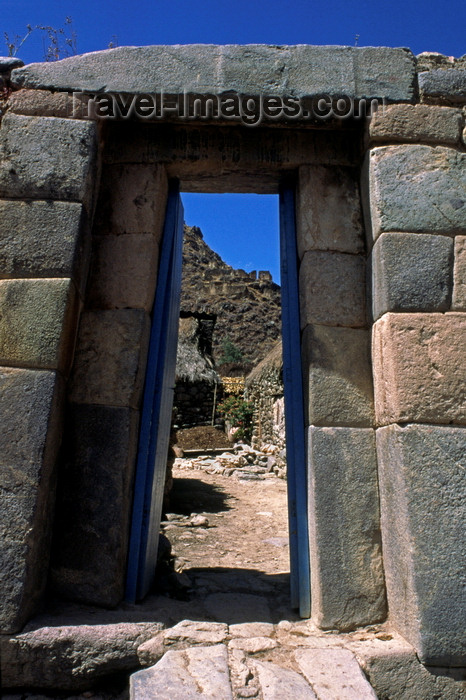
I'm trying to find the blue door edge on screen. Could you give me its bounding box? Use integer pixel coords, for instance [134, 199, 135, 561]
[279, 178, 311, 619]
[125, 180, 183, 603]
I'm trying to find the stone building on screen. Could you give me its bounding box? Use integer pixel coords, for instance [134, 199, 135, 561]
[0, 46, 465, 695]
[173, 314, 221, 428]
[245, 340, 285, 451]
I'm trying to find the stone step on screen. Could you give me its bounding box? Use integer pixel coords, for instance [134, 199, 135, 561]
[130, 643, 379, 700]
[130, 644, 233, 700]
[295, 648, 379, 699]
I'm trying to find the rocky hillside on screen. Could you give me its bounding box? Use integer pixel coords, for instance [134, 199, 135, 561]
[180, 225, 281, 369]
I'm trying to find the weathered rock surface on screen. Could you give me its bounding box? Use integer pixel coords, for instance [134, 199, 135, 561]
[69, 309, 150, 408]
[0, 200, 89, 286]
[0, 278, 79, 373]
[371, 232, 453, 319]
[295, 648, 378, 699]
[307, 427, 386, 630]
[376, 424, 466, 666]
[87, 233, 160, 310]
[372, 312, 466, 425]
[50, 404, 140, 607]
[296, 165, 364, 257]
[229, 636, 277, 652]
[453, 235, 466, 309]
[0, 114, 97, 204]
[352, 636, 466, 700]
[254, 660, 318, 699]
[93, 163, 167, 237]
[230, 622, 274, 638]
[130, 644, 232, 700]
[419, 68, 466, 103]
[364, 145, 466, 240]
[1, 622, 163, 690]
[299, 250, 366, 328]
[7, 88, 74, 117]
[11, 45, 416, 102]
[0, 367, 63, 633]
[164, 619, 228, 645]
[0, 56, 24, 71]
[301, 324, 374, 426]
[369, 104, 463, 144]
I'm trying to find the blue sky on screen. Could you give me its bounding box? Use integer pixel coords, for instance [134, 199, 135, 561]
[3, 0, 464, 281]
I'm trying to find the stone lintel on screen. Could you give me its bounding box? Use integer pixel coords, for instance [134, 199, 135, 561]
[11, 45, 416, 102]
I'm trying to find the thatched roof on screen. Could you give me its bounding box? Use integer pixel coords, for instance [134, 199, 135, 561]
[175, 316, 220, 384]
[245, 340, 283, 386]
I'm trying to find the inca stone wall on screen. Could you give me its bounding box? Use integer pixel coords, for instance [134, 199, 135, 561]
[0, 45, 464, 685]
[365, 95, 466, 666]
[245, 341, 286, 450]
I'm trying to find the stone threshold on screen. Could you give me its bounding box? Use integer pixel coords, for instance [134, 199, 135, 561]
[2, 609, 465, 698]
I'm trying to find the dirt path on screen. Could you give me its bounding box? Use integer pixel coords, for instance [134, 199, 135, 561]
[164, 467, 290, 576]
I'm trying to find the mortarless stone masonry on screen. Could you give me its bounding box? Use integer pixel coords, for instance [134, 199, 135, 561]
[0, 45, 465, 693]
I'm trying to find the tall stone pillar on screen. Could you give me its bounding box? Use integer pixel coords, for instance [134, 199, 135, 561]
[364, 112, 466, 666]
[50, 162, 168, 606]
[297, 164, 386, 631]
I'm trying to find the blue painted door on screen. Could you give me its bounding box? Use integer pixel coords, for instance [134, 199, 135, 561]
[126, 182, 184, 602]
[279, 181, 311, 618]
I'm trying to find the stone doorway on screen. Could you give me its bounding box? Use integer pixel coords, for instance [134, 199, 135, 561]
[123, 181, 310, 615]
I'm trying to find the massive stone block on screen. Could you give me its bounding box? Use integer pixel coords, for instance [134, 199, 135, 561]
[1, 621, 163, 690]
[419, 68, 466, 103]
[104, 124, 360, 178]
[0, 200, 90, 289]
[87, 234, 160, 311]
[371, 232, 453, 319]
[93, 164, 167, 237]
[131, 645, 233, 700]
[0, 278, 79, 374]
[296, 165, 364, 258]
[69, 309, 151, 409]
[301, 325, 374, 427]
[372, 313, 466, 425]
[452, 235, 466, 310]
[368, 104, 462, 144]
[0, 367, 64, 633]
[0, 114, 97, 203]
[307, 427, 386, 631]
[295, 648, 378, 699]
[299, 251, 366, 328]
[7, 88, 74, 117]
[376, 424, 466, 665]
[349, 636, 466, 700]
[50, 404, 140, 607]
[11, 45, 416, 102]
[363, 145, 466, 241]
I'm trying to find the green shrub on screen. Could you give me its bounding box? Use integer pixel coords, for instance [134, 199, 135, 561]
[219, 337, 243, 364]
[218, 395, 254, 442]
